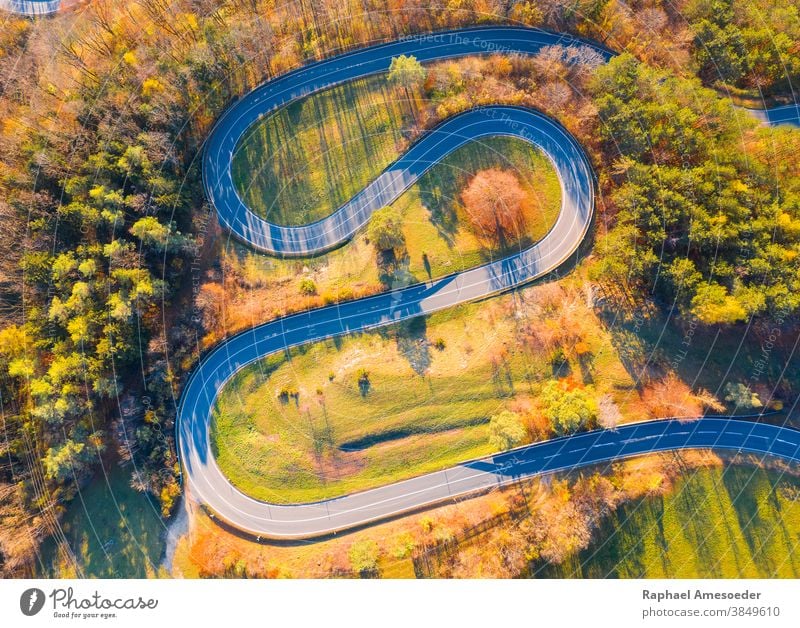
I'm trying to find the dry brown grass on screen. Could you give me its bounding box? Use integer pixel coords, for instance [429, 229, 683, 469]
[197, 243, 379, 347]
[0, 482, 47, 576]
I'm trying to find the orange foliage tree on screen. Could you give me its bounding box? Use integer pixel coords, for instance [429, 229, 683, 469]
[460, 168, 529, 247]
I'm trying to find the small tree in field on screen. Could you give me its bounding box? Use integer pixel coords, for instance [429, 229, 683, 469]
[367, 206, 405, 254]
[461, 169, 528, 247]
[349, 539, 379, 576]
[298, 277, 317, 295]
[541, 380, 597, 435]
[388, 55, 426, 121]
[489, 410, 526, 451]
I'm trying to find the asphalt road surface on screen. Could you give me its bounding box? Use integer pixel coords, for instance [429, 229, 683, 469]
[202, 26, 613, 255]
[180, 27, 800, 539]
[746, 103, 800, 126]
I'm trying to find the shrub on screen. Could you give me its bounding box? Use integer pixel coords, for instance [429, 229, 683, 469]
[541, 380, 597, 435]
[348, 539, 379, 575]
[277, 386, 299, 402]
[724, 382, 762, 409]
[298, 277, 317, 295]
[357, 368, 371, 395]
[488, 410, 526, 450]
[392, 532, 416, 559]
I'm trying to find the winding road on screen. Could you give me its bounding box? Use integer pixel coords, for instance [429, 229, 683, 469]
[179, 26, 800, 539]
[202, 26, 613, 255]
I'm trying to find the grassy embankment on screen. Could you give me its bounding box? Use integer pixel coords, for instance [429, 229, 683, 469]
[38, 466, 166, 578]
[211, 277, 639, 504]
[537, 465, 800, 578]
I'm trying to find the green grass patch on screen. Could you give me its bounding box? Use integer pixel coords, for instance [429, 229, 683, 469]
[230, 71, 561, 244]
[225, 134, 562, 310]
[211, 287, 634, 504]
[38, 466, 166, 578]
[232, 74, 416, 225]
[398, 135, 562, 280]
[536, 465, 800, 578]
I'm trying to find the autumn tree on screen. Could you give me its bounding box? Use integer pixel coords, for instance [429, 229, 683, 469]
[489, 410, 526, 450]
[541, 380, 597, 435]
[349, 539, 380, 576]
[461, 169, 529, 247]
[592, 54, 800, 323]
[388, 55, 426, 121]
[366, 206, 405, 255]
[642, 373, 723, 419]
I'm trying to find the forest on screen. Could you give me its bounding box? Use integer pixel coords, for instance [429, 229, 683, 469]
[0, 0, 798, 576]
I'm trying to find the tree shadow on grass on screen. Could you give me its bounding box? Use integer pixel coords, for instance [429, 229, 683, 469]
[719, 466, 782, 576]
[417, 168, 460, 245]
[38, 466, 164, 578]
[394, 316, 432, 377]
[674, 475, 728, 577]
[490, 352, 515, 397]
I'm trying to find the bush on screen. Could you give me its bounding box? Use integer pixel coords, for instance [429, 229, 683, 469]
[724, 382, 762, 410]
[392, 532, 417, 559]
[433, 337, 446, 351]
[348, 539, 379, 575]
[277, 386, 299, 402]
[541, 380, 597, 435]
[488, 410, 526, 450]
[298, 277, 317, 295]
[357, 368, 371, 396]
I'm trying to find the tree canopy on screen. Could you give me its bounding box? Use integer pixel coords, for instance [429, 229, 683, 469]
[388, 55, 427, 91]
[489, 410, 527, 451]
[591, 54, 800, 324]
[366, 206, 406, 253]
[541, 380, 598, 436]
[461, 169, 529, 247]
